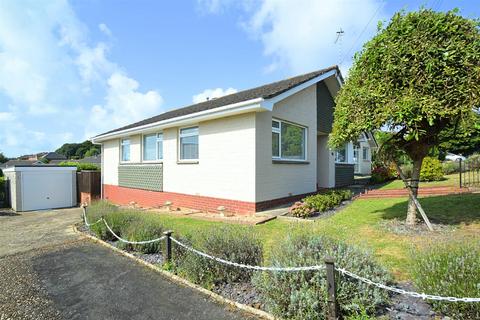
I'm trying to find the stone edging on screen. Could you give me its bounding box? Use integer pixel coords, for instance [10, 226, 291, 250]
[72, 225, 276, 320]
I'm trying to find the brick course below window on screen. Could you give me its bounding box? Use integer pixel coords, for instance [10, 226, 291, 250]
[103, 184, 322, 215]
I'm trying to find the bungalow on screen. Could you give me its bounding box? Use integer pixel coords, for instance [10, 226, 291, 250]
[92, 66, 370, 214]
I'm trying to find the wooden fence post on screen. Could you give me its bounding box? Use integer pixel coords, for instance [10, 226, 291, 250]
[163, 230, 173, 264]
[325, 256, 338, 320]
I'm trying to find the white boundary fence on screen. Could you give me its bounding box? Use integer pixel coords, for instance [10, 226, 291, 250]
[82, 206, 480, 319]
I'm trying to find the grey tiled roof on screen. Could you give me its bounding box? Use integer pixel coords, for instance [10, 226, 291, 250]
[97, 66, 339, 137]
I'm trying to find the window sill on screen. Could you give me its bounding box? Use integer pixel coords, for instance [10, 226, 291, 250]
[120, 162, 163, 166]
[177, 160, 199, 164]
[272, 159, 309, 165]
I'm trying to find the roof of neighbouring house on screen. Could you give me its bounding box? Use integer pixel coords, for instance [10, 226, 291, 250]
[78, 155, 101, 164]
[42, 152, 67, 160]
[97, 65, 340, 137]
[0, 160, 40, 169]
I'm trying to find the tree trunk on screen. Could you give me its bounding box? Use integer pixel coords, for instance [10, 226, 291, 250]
[406, 158, 423, 226]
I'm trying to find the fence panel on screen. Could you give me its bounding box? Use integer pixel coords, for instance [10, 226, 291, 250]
[77, 170, 101, 204]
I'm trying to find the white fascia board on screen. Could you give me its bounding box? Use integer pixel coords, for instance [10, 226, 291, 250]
[3, 166, 77, 172]
[260, 69, 337, 110]
[92, 97, 266, 143]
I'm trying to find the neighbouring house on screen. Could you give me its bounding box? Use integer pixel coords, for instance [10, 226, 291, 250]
[352, 132, 377, 175]
[41, 152, 67, 161]
[92, 66, 369, 214]
[78, 155, 101, 165]
[0, 160, 43, 169]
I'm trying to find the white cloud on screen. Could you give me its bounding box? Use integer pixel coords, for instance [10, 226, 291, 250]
[99, 23, 112, 37]
[192, 87, 238, 103]
[0, 1, 164, 156]
[0, 112, 15, 122]
[200, 0, 386, 75]
[85, 72, 163, 138]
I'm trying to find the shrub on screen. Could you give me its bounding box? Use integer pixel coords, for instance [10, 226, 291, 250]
[467, 153, 480, 170]
[59, 161, 100, 172]
[303, 190, 350, 213]
[411, 240, 480, 319]
[174, 227, 263, 288]
[289, 202, 315, 218]
[336, 189, 353, 201]
[442, 161, 460, 175]
[119, 217, 165, 254]
[253, 234, 391, 319]
[371, 165, 397, 183]
[87, 201, 138, 241]
[420, 157, 444, 181]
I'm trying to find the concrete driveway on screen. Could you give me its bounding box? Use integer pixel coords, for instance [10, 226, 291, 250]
[0, 207, 82, 257]
[0, 208, 256, 319]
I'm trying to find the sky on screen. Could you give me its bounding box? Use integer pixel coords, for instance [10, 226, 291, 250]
[0, 0, 479, 157]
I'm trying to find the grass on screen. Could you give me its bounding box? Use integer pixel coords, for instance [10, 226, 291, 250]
[88, 193, 480, 281]
[378, 173, 460, 190]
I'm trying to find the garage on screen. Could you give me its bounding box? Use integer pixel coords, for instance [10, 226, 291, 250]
[3, 166, 77, 212]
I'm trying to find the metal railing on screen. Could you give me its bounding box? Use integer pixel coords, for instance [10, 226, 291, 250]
[459, 158, 480, 188]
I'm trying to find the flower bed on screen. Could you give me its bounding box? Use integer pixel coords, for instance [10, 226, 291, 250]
[288, 189, 353, 219]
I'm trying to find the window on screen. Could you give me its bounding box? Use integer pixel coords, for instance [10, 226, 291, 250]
[335, 144, 347, 163]
[362, 147, 369, 160]
[143, 133, 163, 161]
[179, 126, 199, 160]
[272, 119, 306, 161]
[121, 139, 130, 162]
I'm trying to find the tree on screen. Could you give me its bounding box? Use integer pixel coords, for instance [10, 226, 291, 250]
[0, 152, 7, 164]
[438, 113, 480, 157]
[330, 9, 480, 226]
[56, 140, 100, 159]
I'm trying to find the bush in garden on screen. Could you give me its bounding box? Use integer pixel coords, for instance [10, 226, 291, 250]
[370, 165, 397, 183]
[336, 189, 353, 201]
[118, 217, 165, 254]
[289, 201, 315, 218]
[253, 234, 391, 319]
[419, 157, 444, 181]
[411, 240, 480, 319]
[442, 161, 460, 175]
[59, 161, 100, 171]
[467, 153, 480, 170]
[174, 227, 263, 288]
[303, 191, 343, 212]
[87, 201, 139, 241]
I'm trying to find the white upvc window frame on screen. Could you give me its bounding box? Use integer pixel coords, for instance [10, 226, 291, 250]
[335, 143, 348, 163]
[142, 132, 163, 163]
[120, 138, 131, 163]
[362, 146, 369, 161]
[271, 118, 307, 162]
[178, 126, 199, 162]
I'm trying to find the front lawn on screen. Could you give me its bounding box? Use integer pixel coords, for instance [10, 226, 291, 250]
[377, 173, 460, 190]
[86, 193, 480, 281]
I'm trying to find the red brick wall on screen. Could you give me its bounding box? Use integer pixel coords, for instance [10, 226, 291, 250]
[103, 184, 256, 214]
[103, 184, 321, 214]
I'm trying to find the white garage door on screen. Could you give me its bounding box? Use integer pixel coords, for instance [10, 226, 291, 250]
[21, 171, 73, 211]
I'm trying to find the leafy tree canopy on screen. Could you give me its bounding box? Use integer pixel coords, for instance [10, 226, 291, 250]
[0, 152, 7, 164]
[330, 9, 480, 160]
[330, 9, 480, 226]
[56, 140, 100, 159]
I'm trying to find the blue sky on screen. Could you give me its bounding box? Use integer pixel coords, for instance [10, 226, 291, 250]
[0, 0, 479, 157]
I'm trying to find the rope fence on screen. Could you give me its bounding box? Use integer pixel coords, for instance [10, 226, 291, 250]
[81, 206, 480, 319]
